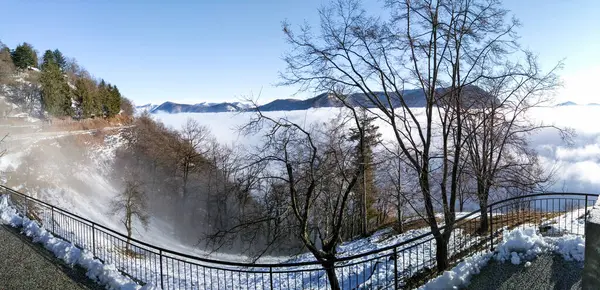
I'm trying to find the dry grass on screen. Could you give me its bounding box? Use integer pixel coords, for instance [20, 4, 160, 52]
[72, 129, 108, 147]
[46, 115, 132, 132]
[116, 247, 146, 259]
[457, 211, 564, 236]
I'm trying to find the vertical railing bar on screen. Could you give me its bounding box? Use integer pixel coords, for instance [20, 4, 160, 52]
[51, 206, 55, 233]
[269, 266, 274, 290]
[489, 204, 493, 252]
[92, 222, 96, 257]
[160, 249, 164, 289]
[393, 246, 398, 289]
[585, 197, 589, 236]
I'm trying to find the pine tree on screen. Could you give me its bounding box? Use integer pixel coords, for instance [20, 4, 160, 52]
[74, 77, 97, 118]
[348, 108, 382, 235]
[0, 42, 15, 83]
[41, 50, 55, 70]
[11, 43, 38, 69]
[52, 49, 67, 71]
[40, 59, 72, 116]
[97, 80, 115, 118]
[108, 85, 122, 116]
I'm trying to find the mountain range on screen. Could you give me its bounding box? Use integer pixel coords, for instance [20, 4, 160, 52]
[137, 86, 497, 114]
[556, 101, 600, 106]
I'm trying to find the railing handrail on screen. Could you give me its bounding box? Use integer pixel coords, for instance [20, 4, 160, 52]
[1, 184, 596, 268]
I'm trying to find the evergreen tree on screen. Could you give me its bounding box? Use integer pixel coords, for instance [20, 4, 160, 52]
[348, 108, 382, 235]
[108, 85, 122, 116]
[52, 49, 67, 71]
[40, 60, 72, 116]
[74, 77, 97, 118]
[0, 42, 15, 83]
[97, 80, 109, 117]
[11, 43, 38, 69]
[41, 50, 56, 70]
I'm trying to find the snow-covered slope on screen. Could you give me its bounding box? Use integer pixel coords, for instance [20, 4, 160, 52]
[135, 103, 159, 114]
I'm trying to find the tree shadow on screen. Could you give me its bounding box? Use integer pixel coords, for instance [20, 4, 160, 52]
[465, 253, 582, 290]
[549, 254, 582, 290]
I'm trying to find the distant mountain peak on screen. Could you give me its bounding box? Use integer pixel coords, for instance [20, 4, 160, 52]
[138, 86, 493, 114]
[557, 101, 577, 106]
[136, 101, 253, 114]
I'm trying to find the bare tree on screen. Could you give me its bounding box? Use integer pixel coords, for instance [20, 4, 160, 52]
[279, 0, 558, 271]
[209, 109, 361, 289]
[177, 118, 210, 199]
[456, 169, 476, 212]
[462, 73, 565, 233]
[380, 143, 420, 233]
[111, 179, 149, 253]
[8, 83, 42, 117]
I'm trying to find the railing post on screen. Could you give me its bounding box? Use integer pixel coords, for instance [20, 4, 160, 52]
[24, 196, 28, 217]
[51, 206, 55, 233]
[489, 204, 494, 252]
[159, 249, 164, 289]
[393, 247, 399, 289]
[269, 266, 274, 289]
[585, 197, 589, 231]
[91, 223, 96, 257]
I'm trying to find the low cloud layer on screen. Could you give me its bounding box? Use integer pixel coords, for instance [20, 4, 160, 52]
[156, 106, 600, 195]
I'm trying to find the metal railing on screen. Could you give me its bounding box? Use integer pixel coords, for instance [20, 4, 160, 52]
[0, 185, 596, 289]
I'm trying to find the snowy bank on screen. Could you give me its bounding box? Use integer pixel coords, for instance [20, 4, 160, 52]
[0, 195, 154, 290]
[419, 225, 585, 290]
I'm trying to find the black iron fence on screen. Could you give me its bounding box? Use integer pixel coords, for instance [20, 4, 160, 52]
[0, 185, 596, 289]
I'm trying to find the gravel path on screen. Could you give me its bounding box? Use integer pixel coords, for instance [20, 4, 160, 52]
[0, 224, 104, 290]
[466, 253, 582, 290]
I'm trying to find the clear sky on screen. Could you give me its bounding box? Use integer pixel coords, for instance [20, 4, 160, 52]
[1, 0, 598, 106]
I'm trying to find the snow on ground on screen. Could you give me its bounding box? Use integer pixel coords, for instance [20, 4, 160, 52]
[0, 195, 153, 290]
[419, 225, 586, 290]
[540, 206, 590, 235]
[0, 104, 596, 288]
[0, 182, 589, 290]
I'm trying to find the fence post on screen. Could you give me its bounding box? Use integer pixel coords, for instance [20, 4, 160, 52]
[393, 247, 399, 289]
[91, 223, 96, 257]
[51, 206, 55, 233]
[585, 197, 589, 230]
[489, 204, 494, 252]
[269, 266, 274, 289]
[159, 249, 164, 289]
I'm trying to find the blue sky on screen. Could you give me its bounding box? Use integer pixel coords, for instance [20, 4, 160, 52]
[1, 0, 598, 106]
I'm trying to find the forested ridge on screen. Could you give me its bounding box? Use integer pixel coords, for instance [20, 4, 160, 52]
[0, 40, 132, 120]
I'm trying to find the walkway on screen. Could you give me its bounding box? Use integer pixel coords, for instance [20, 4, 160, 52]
[0, 224, 103, 290]
[466, 253, 582, 290]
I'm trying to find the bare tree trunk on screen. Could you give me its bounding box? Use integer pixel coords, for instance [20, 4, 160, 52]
[397, 205, 404, 233]
[362, 164, 367, 236]
[324, 261, 340, 290]
[434, 232, 449, 271]
[126, 214, 132, 252]
[478, 195, 489, 234]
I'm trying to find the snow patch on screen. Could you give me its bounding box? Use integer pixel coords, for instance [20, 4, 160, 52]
[419, 252, 492, 290]
[0, 195, 151, 290]
[420, 225, 587, 289]
[495, 227, 548, 264]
